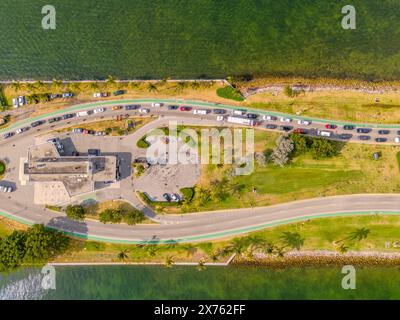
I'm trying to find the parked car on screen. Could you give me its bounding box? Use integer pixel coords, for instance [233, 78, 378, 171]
[343, 125, 356, 130]
[294, 128, 308, 134]
[3, 132, 14, 139]
[265, 124, 277, 129]
[298, 120, 311, 126]
[325, 124, 337, 129]
[48, 117, 62, 123]
[76, 111, 90, 117]
[212, 109, 226, 114]
[395, 137, 400, 143]
[356, 128, 372, 133]
[62, 113, 75, 120]
[113, 90, 125, 96]
[170, 194, 180, 202]
[139, 108, 150, 114]
[62, 92, 73, 98]
[125, 105, 139, 110]
[93, 92, 108, 98]
[179, 106, 192, 111]
[317, 130, 333, 137]
[168, 105, 179, 110]
[50, 93, 62, 99]
[358, 135, 371, 141]
[93, 108, 105, 114]
[72, 128, 84, 133]
[397, 130, 400, 135]
[112, 106, 122, 111]
[30, 120, 46, 128]
[375, 137, 387, 143]
[246, 113, 259, 119]
[378, 130, 390, 135]
[163, 193, 171, 202]
[262, 115, 277, 121]
[95, 131, 107, 136]
[16, 127, 29, 134]
[278, 125, 293, 132]
[280, 117, 292, 123]
[151, 102, 163, 107]
[339, 133, 352, 140]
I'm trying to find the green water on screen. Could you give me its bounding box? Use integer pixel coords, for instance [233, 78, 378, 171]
[1, 265, 400, 299]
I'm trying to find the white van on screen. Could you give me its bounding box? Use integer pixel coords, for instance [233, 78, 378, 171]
[233, 109, 246, 116]
[76, 111, 89, 117]
[280, 117, 292, 123]
[298, 120, 311, 126]
[318, 130, 332, 137]
[395, 137, 400, 143]
[262, 115, 277, 121]
[151, 103, 163, 107]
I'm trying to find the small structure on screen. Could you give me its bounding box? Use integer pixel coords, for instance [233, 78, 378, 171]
[373, 152, 380, 160]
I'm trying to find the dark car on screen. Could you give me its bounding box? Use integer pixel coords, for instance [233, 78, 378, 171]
[168, 105, 179, 110]
[397, 130, 400, 135]
[125, 105, 139, 110]
[265, 124, 277, 130]
[339, 133, 353, 140]
[356, 128, 372, 133]
[378, 130, 390, 135]
[294, 128, 308, 134]
[163, 193, 171, 202]
[325, 124, 337, 129]
[48, 117, 62, 123]
[212, 109, 226, 114]
[113, 90, 125, 96]
[279, 125, 293, 132]
[375, 137, 387, 143]
[246, 113, 259, 119]
[358, 135, 371, 141]
[3, 132, 14, 139]
[87, 130, 95, 135]
[62, 113, 75, 120]
[343, 125, 355, 130]
[30, 120, 46, 128]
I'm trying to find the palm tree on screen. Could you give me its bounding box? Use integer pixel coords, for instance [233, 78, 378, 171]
[348, 228, 370, 242]
[336, 243, 349, 254]
[147, 83, 158, 93]
[88, 82, 99, 91]
[208, 250, 221, 262]
[158, 77, 170, 87]
[11, 81, 22, 92]
[262, 241, 276, 255]
[280, 232, 304, 251]
[117, 249, 129, 261]
[52, 79, 63, 90]
[224, 238, 249, 256]
[144, 244, 158, 257]
[106, 75, 116, 87]
[130, 82, 140, 90]
[175, 81, 187, 92]
[164, 255, 174, 268]
[191, 81, 200, 90]
[26, 83, 36, 92]
[34, 80, 47, 91]
[68, 82, 81, 92]
[197, 258, 206, 271]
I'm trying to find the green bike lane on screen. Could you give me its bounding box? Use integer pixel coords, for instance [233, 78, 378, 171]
[1, 208, 399, 244]
[1, 98, 399, 135]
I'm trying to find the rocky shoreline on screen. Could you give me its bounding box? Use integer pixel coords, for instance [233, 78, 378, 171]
[234, 250, 400, 268]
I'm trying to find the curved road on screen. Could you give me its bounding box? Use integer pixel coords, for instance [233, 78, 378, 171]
[1, 99, 400, 243]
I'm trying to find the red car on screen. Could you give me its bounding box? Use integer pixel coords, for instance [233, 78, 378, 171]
[325, 124, 337, 129]
[294, 128, 308, 134]
[179, 106, 192, 111]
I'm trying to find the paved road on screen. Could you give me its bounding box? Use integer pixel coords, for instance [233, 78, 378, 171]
[0, 194, 399, 243]
[2, 98, 400, 144]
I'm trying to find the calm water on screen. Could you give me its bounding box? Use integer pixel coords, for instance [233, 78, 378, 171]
[1, 265, 400, 300]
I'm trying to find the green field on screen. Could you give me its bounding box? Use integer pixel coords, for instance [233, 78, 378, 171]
[1, 0, 400, 80]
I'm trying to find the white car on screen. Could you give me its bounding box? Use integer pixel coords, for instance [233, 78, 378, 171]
[139, 108, 150, 114]
[16, 127, 28, 134]
[216, 116, 225, 121]
[298, 120, 311, 126]
[93, 108, 105, 114]
[151, 103, 163, 107]
[262, 115, 277, 121]
[395, 137, 400, 143]
[280, 117, 292, 123]
[93, 92, 108, 98]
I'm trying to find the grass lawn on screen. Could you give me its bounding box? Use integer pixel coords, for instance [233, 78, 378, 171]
[246, 90, 400, 124]
[1, 1, 400, 80]
[168, 129, 400, 212]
